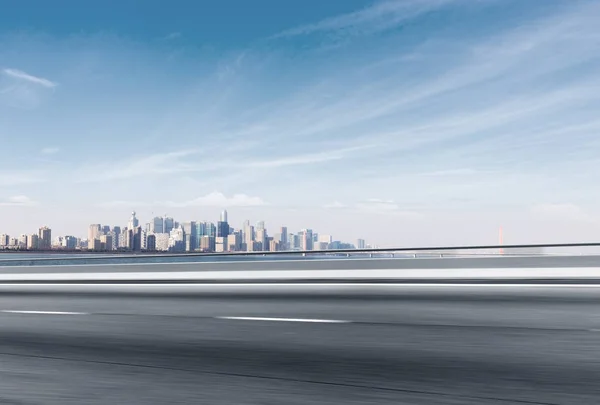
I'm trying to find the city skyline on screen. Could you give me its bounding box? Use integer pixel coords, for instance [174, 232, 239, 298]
[2, 1, 600, 246]
[0, 209, 368, 252]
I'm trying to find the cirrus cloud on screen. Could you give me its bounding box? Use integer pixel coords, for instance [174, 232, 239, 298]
[96, 192, 267, 209]
[0, 195, 38, 207]
[165, 192, 266, 208]
[2, 68, 57, 88]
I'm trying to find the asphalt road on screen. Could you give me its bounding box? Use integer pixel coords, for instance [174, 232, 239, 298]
[0, 288, 598, 404]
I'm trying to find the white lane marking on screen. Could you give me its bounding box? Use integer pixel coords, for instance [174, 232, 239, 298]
[1, 310, 88, 315]
[216, 316, 351, 323]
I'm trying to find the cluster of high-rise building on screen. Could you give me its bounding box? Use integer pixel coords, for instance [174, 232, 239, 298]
[0, 210, 368, 252]
[84, 210, 362, 253]
[0, 226, 54, 250]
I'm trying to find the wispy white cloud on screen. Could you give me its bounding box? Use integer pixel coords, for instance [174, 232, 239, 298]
[165, 192, 266, 208]
[321, 198, 423, 217]
[77, 144, 367, 184]
[324, 201, 347, 209]
[273, 0, 461, 39]
[1, 68, 58, 108]
[95, 200, 150, 209]
[354, 198, 422, 218]
[40, 147, 60, 155]
[531, 203, 594, 222]
[96, 192, 267, 209]
[0, 195, 38, 207]
[244, 145, 371, 168]
[163, 32, 181, 40]
[0, 172, 42, 187]
[2, 68, 57, 88]
[76, 150, 203, 182]
[419, 168, 483, 176]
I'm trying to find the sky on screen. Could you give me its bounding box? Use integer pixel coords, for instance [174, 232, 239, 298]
[1, 0, 600, 246]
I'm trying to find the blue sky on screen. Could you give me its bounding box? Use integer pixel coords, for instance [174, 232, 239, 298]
[1, 0, 600, 246]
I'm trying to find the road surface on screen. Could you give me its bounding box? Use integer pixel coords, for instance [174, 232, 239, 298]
[0, 287, 598, 404]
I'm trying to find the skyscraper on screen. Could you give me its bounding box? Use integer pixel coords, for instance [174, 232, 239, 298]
[256, 228, 267, 251]
[38, 226, 52, 250]
[181, 221, 197, 252]
[119, 228, 129, 249]
[18, 234, 28, 248]
[220, 209, 228, 223]
[154, 233, 170, 251]
[242, 220, 251, 249]
[27, 234, 39, 250]
[217, 221, 229, 238]
[227, 231, 241, 252]
[245, 225, 255, 252]
[300, 229, 313, 251]
[146, 234, 156, 251]
[280, 227, 288, 250]
[63, 236, 77, 250]
[164, 217, 175, 234]
[112, 226, 121, 249]
[100, 234, 113, 251]
[88, 224, 101, 243]
[150, 217, 164, 234]
[168, 227, 185, 252]
[200, 235, 216, 252]
[132, 226, 142, 252]
[206, 222, 216, 237]
[128, 211, 139, 230]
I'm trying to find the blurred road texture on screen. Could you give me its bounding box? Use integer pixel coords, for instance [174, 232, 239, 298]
[0, 286, 598, 404]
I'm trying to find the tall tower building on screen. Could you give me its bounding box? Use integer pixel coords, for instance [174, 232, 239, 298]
[128, 211, 139, 230]
[218, 209, 229, 239]
[256, 228, 267, 251]
[280, 227, 288, 250]
[164, 216, 175, 234]
[300, 229, 313, 251]
[206, 222, 216, 237]
[18, 234, 28, 248]
[132, 226, 142, 252]
[150, 217, 164, 234]
[181, 222, 197, 252]
[88, 224, 101, 243]
[245, 225, 255, 252]
[217, 221, 229, 237]
[242, 220, 250, 248]
[112, 226, 121, 249]
[38, 226, 52, 250]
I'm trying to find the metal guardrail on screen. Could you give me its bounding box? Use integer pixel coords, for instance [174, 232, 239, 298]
[0, 242, 599, 263]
